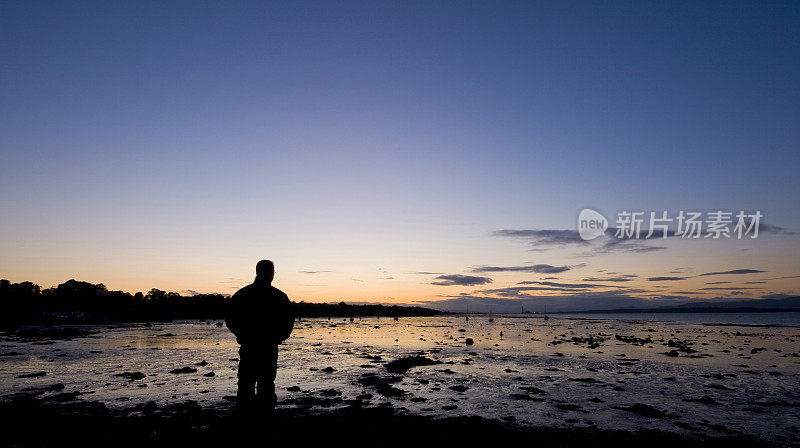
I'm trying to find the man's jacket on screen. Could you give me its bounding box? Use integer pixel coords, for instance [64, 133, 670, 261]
[226, 281, 294, 346]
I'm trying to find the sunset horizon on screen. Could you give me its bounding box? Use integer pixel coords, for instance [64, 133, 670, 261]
[2, 3, 797, 311]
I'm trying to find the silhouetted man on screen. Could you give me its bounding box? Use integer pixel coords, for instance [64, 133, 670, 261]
[226, 260, 294, 408]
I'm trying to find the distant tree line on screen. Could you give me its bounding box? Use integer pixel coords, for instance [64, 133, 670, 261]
[292, 301, 440, 318]
[0, 279, 441, 326]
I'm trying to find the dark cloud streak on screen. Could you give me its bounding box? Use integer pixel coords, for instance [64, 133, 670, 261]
[431, 274, 493, 286]
[699, 269, 766, 276]
[471, 264, 581, 274]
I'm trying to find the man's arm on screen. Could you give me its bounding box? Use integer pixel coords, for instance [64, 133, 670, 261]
[225, 292, 242, 339]
[278, 292, 294, 342]
[284, 295, 295, 339]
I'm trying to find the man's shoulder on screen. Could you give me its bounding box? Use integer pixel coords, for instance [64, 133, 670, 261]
[233, 284, 253, 294]
[232, 283, 257, 299]
[269, 286, 289, 299]
[233, 283, 288, 303]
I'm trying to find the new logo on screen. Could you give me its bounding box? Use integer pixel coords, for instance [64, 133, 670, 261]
[578, 209, 608, 241]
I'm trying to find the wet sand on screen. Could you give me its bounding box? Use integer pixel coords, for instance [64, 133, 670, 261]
[1, 316, 799, 446]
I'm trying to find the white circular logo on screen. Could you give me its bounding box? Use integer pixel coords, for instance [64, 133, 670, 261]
[578, 209, 608, 241]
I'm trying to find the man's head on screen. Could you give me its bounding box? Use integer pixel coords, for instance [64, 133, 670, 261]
[256, 259, 275, 283]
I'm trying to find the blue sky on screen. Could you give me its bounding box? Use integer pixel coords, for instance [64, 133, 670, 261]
[1, 1, 798, 309]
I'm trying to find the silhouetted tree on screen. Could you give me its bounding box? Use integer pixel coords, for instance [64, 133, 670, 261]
[147, 289, 166, 301]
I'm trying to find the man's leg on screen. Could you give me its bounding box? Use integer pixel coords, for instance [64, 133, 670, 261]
[237, 345, 256, 404]
[255, 344, 278, 407]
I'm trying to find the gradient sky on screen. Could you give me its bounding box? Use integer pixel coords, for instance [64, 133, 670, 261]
[1, 1, 798, 310]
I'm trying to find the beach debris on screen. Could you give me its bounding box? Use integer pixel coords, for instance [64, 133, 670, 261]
[16, 371, 47, 378]
[667, 339, 697, 353]
[568, 377, 602, 384]
[384, 356, 441, 374]
[45, 391, 81, 402]
[358, 374, 406, 397]
[613, 403, 667, 418]
[114, 372, 146, 381]
[615, 335, 652, 345]
[318, 388, 341, 397]
[555, 403, 585, 412]
[509, 393, 543, 401]
[684, 396, 719, 405]
[519, 386, 546, 395]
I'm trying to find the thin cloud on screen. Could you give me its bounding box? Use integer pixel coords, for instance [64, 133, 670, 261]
[480, 286, 593, 295]
[597, 239, 667, 253]
[431, 274, 493, 286]
[760, 223, 797, 235]
[492, 229, 586, 245]
[177, 290, 201, 296]
[494, 228, 668, 254]
[219, 277, 248, 284]
[760, 275, 800, 281]
[582, 275, 637, 282]
[470, 263, 581, 274]
[647, 276, 688, 281]
[516, 281, 625, 289]
[298, 270, 333, 274]
[596, 229, 672, 253]
[698, 269, 766, 276]
[477, 284, 643, 296]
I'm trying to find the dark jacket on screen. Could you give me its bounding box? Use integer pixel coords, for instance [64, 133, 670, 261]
[226, 281, 294, 346]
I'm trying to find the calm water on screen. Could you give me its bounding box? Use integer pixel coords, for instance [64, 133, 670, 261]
[556, 312, 800, 327]
[1, 314, 799, 443]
